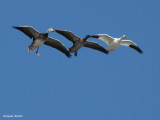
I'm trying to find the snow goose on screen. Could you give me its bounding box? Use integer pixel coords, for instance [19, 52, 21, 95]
[55, 30, 108, 56]
[13, 26, 71, 57]
[89, 34, 143, 54]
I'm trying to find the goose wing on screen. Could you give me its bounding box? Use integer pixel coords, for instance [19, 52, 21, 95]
[120, 40, 143, 54]
[84, 41, 108, 54]
[90, 34, 114, 45]
[44, 37, 71, 58]
[55, 30, 80, 43]
[13, 26, 40, 39]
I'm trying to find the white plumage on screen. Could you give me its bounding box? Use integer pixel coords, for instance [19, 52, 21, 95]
[90, 34, 143, 54]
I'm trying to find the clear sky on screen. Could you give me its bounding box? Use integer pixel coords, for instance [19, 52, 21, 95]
[0, 0, 159, 120]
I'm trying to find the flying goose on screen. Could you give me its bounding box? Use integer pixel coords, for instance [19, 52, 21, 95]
[89, 34, 143, 54]
[54, 30, 108, 56]
[13, 26, 71, 57]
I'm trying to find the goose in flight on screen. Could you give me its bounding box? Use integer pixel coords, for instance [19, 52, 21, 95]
[13, 26, 71, 57]
[89, 34, 143, 54]
[54, 30, 108, 56]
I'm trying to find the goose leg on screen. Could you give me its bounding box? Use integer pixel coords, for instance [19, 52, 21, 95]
[74, 51, 77, 56]
[28, 47, 30, 52]
[36, 47, 40, 56]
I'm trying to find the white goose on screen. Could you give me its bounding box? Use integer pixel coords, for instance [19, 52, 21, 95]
[89, 34, 143, 54]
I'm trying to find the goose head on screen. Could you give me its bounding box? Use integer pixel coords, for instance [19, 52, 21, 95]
[118, 35, 126, 42]
[46, 28, 55, 33]
[83, 35, 91, 41]
[86, 35, 92, 38]
[121, 35, 127, 39]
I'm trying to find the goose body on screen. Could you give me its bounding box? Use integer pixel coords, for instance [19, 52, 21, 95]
[31, 39, 45, 49]
[55, 30, 108, 56]
[90, 34, 143, 54]
[13, 26, 71, 57]
[27, 33, 48, 52]
[69, 38, 85, 53]
[107, 38, 120, 52]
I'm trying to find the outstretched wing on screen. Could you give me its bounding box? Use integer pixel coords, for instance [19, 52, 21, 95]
[90, 34, 114, 45]
[84, 41, 108, 54]
[120, 40, 143, 54]
[55, 30, 80, 43]
[44, 37, 71, 58]
[13, 26, 40, 39]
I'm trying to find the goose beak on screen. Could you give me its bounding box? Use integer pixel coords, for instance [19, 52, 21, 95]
[52, 29, 55, 32]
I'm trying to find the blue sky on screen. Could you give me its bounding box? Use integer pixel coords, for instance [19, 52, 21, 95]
[0, 0, 159, 120]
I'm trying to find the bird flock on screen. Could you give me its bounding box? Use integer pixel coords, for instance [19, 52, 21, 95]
[13, 26, 143, 58]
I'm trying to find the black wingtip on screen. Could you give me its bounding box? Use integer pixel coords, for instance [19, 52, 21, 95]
[12, 26, 20, 30]
[129, 45, 143, 54]
[12, 26, 17, 29]
[54, 30, 60, 33]
[67, 53, 72, 58]
[90, 35, 99, 38]
[138, 47, 143, 54]
[106, 50, 109, 55]
[140, 51, 143, 54]
[137, 49, 143, 54]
